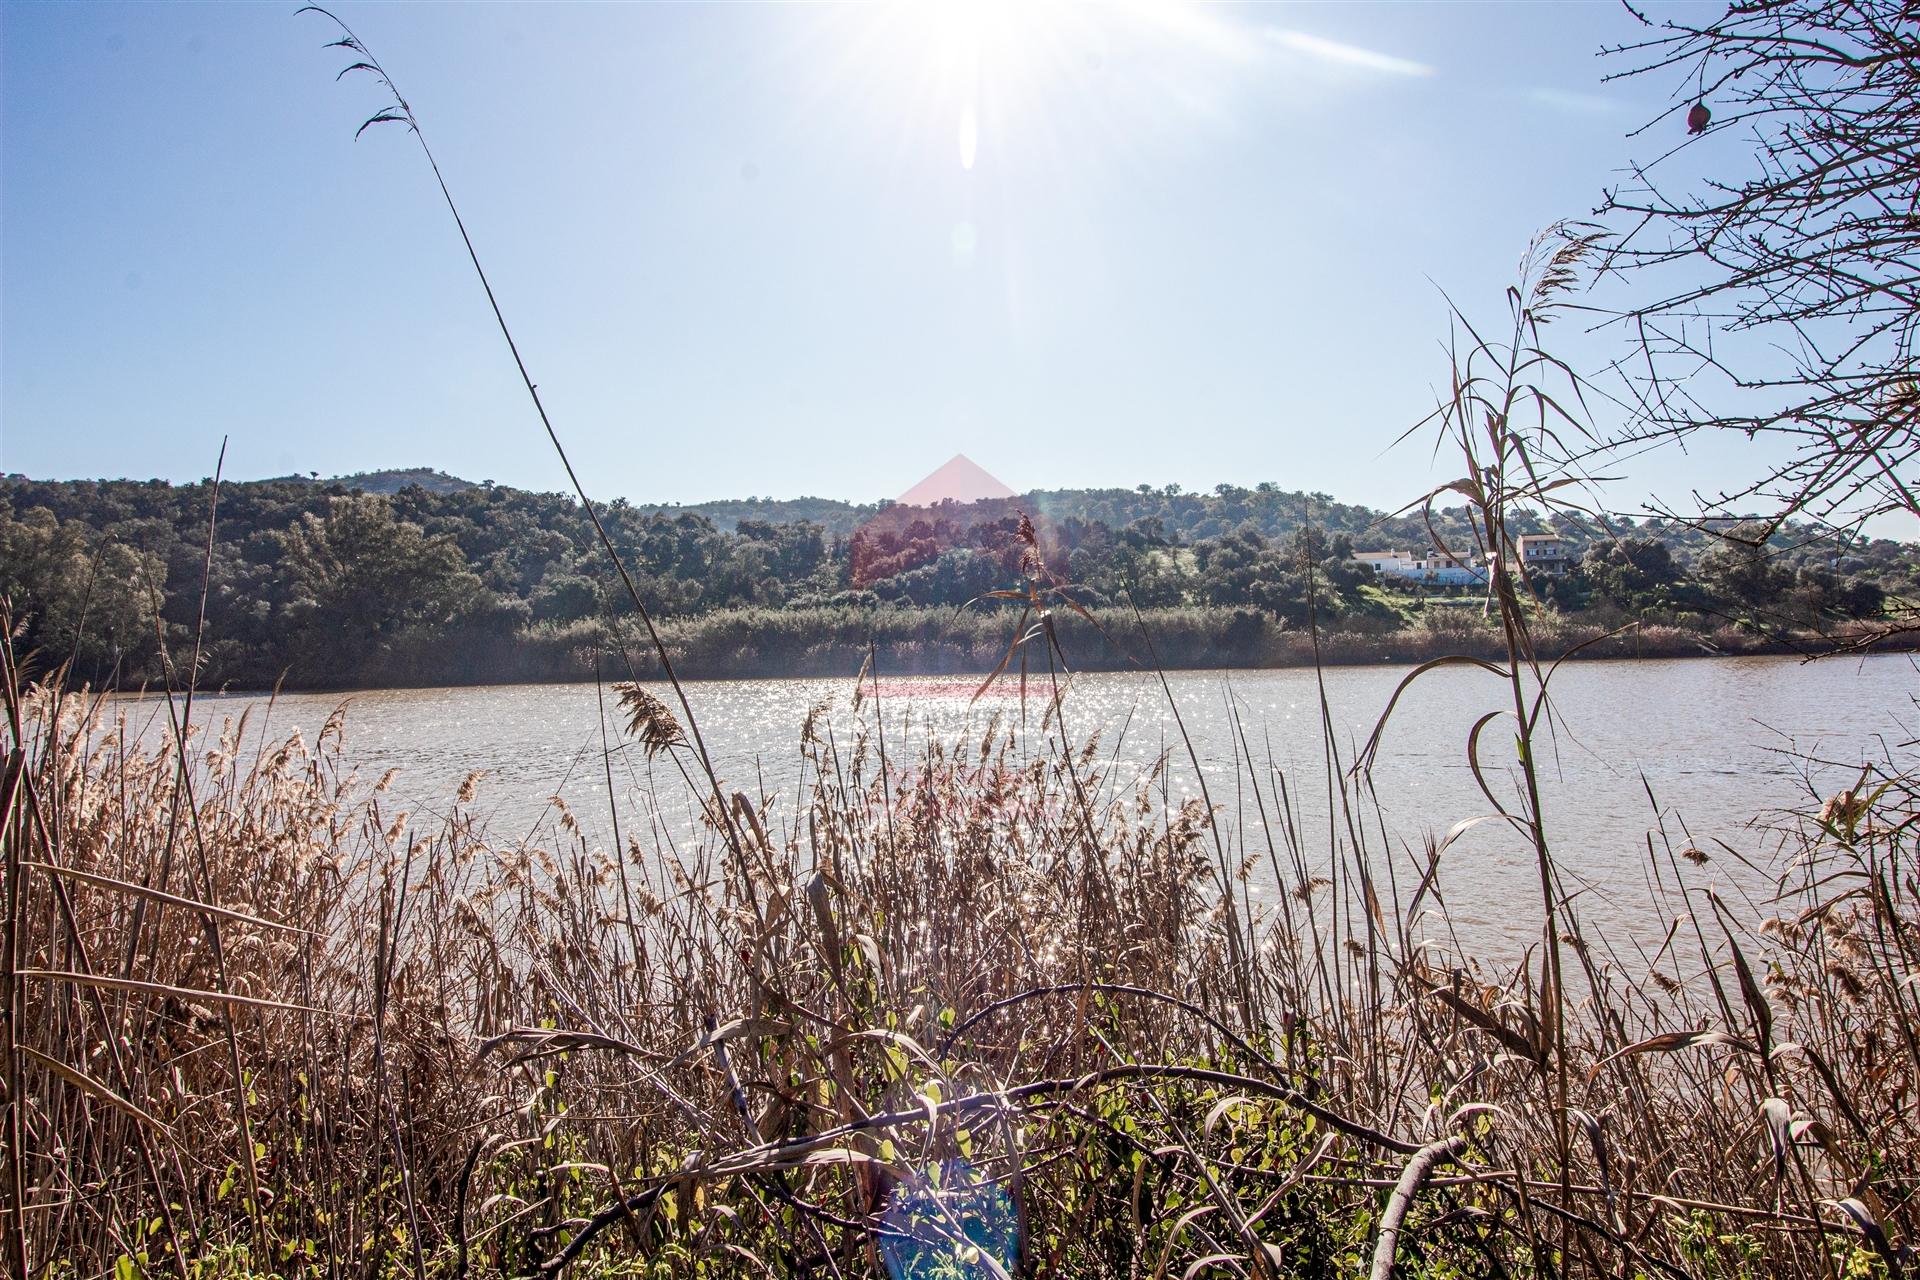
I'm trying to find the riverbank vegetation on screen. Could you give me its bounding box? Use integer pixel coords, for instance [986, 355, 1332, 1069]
[1, 472, 1911, 691]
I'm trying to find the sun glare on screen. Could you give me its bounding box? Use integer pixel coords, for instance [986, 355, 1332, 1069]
[959, 104, 979, 170]
[852, 0, 1105, 173]
[890, 0, 1079, 172]
[831, 0, 1261, 180]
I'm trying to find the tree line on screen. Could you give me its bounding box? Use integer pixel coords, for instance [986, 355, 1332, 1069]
[0, 472, 1910, 689]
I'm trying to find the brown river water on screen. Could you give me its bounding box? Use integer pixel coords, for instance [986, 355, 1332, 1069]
[109, 653, 1917, 956]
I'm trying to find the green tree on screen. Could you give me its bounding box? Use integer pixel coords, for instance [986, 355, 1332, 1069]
[278, 495, 493, 677]
[1579, 537, 1680, 611]
[1697, 523, 1792, 612]
[0, 507, 163, 680]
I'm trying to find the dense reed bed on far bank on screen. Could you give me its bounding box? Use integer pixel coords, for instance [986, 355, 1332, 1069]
[160, 603, 1913, 694]
[514, 607, 1906, 689]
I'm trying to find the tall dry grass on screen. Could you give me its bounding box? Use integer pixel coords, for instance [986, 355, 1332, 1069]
[2, 642, 1914, 1278]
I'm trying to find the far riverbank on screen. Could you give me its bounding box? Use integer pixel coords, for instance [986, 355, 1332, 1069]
[183, 606, 1916, 694]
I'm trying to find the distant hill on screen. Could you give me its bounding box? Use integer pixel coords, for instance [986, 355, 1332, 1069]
[293, 470, 873, 529]
[231, 466, 1899, 571]
[265, 468, 482, 495]
[329, 468, 480, 495]
[4, 466, 1910, 693]
[276, 464, 1468, 542]
[656, 496, 872, 536]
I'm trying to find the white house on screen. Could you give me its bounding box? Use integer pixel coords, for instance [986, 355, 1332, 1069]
[1353, 547, 1487, 587]
[1354, 549, 1418, 575]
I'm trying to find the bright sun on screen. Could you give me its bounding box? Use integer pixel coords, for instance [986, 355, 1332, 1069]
[851, 0, 1092, 172]
[924, 0, 1070, 169]
[786, 0, 1264, 281]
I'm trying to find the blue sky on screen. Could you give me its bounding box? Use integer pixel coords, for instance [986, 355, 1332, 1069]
[1, 1, 1828, 524]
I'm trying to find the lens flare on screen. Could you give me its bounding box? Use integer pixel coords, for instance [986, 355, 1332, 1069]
[878, 1160, 1020, 1280]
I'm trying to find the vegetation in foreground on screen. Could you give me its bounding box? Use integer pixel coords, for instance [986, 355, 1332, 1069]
[3, 637, 1915, 1279]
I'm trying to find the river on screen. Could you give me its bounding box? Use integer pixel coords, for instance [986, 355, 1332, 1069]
[107, 653, 1917, 953]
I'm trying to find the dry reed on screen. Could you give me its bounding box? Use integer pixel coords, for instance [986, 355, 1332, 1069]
[1, 651, 1913, 1278]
